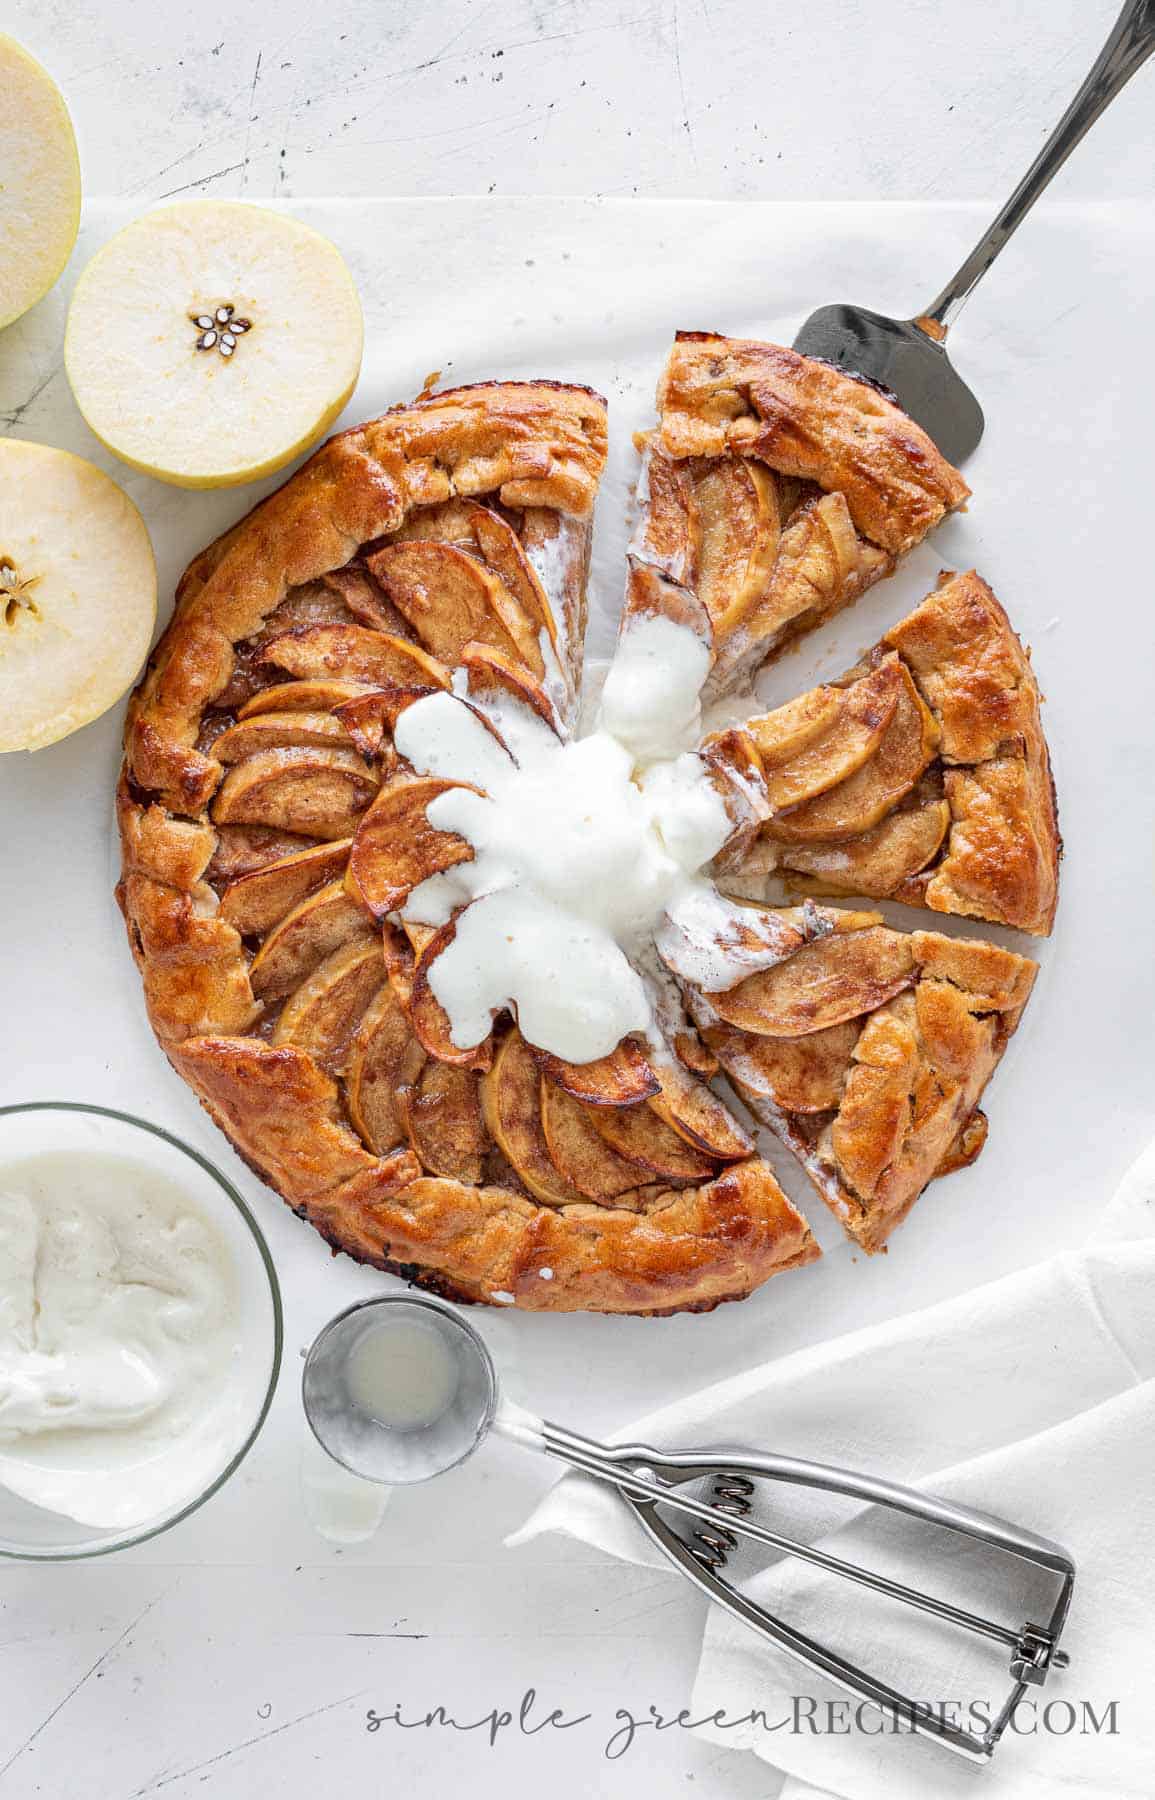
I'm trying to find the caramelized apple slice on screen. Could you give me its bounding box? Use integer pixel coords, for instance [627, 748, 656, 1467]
[272, 937, 384, 1075]
[590, 1099, 717, 1181]
[331, 691, 396, 758]
[829, 998, 922, 1199]
[705, 1017, 859, 1112]
[368, 541, 544, 676]
[780, 799, 950, 897]
[467, 504, 558, 651]
[538, 1078, 653, 1201]
[399, 1060, 487, 1185]
[739, 686, 842, 766]
[207, 824, 319, 884]
[406, 917, 494, 1069]
[756, 659, 904, 812]
[259, 623, 452, 691]
[211, 747, 378, 841]
[347, 777, 476, 918]
[937, 1109, 988, 1176]
[220, 838, 353, 935]
[249, 879, 373, 999]
[692, 456, 781, 640]
[767, 663, 940, 843]
[239, 678, 379, 718]
[322, 566, 410, 635]
[648, 1058, 754, 1159]
[346, 982, 426, 1154]
[706, 924, 915, 1037]
[480, 1030, 588, 1207]
[212, 710, 353, 761]
[529, 1038, 660, 1108]
[636, 449, 698, 584]
[713, 492, 889, 687]
[460, 642, 561, 733]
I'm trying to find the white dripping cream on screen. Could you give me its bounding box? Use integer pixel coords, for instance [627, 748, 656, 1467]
[392, 612, 744, 1063]
[0, 1139, 273, 1532]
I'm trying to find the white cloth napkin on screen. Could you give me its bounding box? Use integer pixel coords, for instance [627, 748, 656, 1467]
[511, 1144, 1155, 1799]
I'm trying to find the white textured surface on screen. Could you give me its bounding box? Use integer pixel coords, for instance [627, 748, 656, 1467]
[0, 8, 1153, 1783]
[5, 0, 1154, 204]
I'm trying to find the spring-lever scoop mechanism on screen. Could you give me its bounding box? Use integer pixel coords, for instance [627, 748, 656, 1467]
[303, 1295, 1075, 1765]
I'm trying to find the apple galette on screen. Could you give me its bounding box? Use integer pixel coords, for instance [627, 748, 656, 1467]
[118, 379, 819, 1315]
[117, 341, 1052, 1313]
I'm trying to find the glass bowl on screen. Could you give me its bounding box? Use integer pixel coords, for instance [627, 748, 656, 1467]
[0, 1102, 282, 1560]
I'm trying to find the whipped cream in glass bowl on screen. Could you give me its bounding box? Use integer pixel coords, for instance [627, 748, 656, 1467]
[0, 1103, 282, 1560]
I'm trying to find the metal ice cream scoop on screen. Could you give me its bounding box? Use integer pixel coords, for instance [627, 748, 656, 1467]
[793, 0, 1155, 461]
[303, 1294, 1074, 1765]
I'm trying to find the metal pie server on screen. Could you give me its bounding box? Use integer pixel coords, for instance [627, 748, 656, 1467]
[793, 0, 1155, 462]
[304, 1294, 1074, 1765]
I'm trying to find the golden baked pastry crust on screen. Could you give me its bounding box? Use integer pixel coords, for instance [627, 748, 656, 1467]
[639, 332, 971, 690]
[118, 380, 819, 1315]
[707, 571, 1060, 935]
[678, 906, 1038, 1253]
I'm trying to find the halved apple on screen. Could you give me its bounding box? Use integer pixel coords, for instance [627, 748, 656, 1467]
[272, 937, 384, 1075]
[692, 456, 780, 640]
[0, 36, 80, 331]
[347, 777, 476, 918]
[529, 1038, 660, 1108]
[248, 879, 373, 998]
[212, 710, 353, 761]
[64, 201, 362, 488]
[346, 982, 426, 1154]
[0, 442, 156, 753]
[219, 837, 353, 935]
[767, 663, 940, 843]
[260, 623, 451, 692]
[399, 1060, 487, 1185]
[239, 678, 380, 719]
[590, 1099, 717, 1181]
[756, 659, 903, 813]
[368, 541, 544, 675]
[539, 1078, 652, 1201]
[211, 746, 378, 841]
[780, 798, 950, 897]
[480, 1031, 588, 1207]
[706, 924, 915, 1037]
[705, 1018, 860, 1112]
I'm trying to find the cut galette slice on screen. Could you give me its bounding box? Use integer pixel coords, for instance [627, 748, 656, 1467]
[631, 331, 971, 694]
[703, 571, 1060, 936]
[664, 901, 1037, 1253]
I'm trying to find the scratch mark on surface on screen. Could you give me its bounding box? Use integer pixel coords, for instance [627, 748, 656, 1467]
[670, 0, 697, 166]
[129, 1691, 364, 1795]
[240, 50, 263, 195]
[0, 1594, 163, 1782]
[0, 367, 59, 432]
[156, 161, 248, 199]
